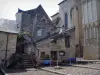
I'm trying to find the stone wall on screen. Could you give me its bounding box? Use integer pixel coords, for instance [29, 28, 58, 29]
[0, 32, 7, 64]
[83, 46, 99, 60]
[59, 0, 80, 28]
[36, 32, 76, 63]
[66, 30, 76, 58]
[0, 32, 17, 64]
[82, 0, 100, 59]
[83, 21, 100, 59]
[36, 39, 51, 63]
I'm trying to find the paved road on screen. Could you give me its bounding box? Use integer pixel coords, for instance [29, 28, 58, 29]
[7, 68, 59, 75]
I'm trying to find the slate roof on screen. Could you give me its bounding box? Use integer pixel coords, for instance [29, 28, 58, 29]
[17, 5, 51, 21]
[0, 19, 19, 33]
[18, 5, 41, 16]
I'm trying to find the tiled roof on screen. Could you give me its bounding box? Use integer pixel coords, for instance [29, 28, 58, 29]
[0, 19, 19, 33]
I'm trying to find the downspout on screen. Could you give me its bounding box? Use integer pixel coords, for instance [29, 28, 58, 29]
[4, 33, 9, 67]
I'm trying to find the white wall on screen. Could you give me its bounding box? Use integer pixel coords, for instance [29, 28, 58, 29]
[59, 0, 75, 28]
[16, 12, 22, 32]
[51, 13, 63, 33]
[0, 32, 7, 64]
[0, 32, 17, 64]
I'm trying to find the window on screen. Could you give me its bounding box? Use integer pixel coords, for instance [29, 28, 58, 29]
[37, 29, 43, 36]
[65, 13, 68, 29]
[65, 35, 70, 48]
[40, 52, 45, 59]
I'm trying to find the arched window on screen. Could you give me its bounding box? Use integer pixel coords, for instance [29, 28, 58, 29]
[65, 13, 68, 29]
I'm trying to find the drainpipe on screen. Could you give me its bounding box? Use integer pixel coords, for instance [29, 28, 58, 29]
[4, 33, 9, 68]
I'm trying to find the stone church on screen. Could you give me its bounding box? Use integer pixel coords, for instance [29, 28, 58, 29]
[56, 0, 100, 60]
[50, 0, 100, 60]
[82, 0, 100, 59]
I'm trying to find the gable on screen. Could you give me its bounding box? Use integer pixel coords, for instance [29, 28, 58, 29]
[36, 5, 53, 25]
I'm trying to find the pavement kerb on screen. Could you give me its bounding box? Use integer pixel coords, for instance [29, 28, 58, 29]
[39, 68, 66, 75]
[72, 65, 100, 70]
[0, 68, 7, 75]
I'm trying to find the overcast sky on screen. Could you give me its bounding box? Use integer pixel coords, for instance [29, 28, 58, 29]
[0, 0, 62, 20]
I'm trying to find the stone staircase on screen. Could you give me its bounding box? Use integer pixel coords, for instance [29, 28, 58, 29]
[13, 54, 34, 69]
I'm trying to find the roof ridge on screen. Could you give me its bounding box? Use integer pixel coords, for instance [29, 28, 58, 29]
[18, 4, 42, 13]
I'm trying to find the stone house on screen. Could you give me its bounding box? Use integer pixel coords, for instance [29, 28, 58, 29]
[0, 19, 20, 66]
[36, 33, 68, 64]
[16, 5, 54, 55]
[36, 10, 75, 64]
[35, 0, 82, 64]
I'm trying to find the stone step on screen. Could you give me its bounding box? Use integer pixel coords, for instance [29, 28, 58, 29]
[22, 60, 32, 62]
[11, 54, 35, 69]
[24, 64, 34, 66]
[14, 64, 34, 68]
[23, 66, 34, 68]
[23, 57, 31, 59]
[22, 57, 30, 59]
[22, 62, 33, 64]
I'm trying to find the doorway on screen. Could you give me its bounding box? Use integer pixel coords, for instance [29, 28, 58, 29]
[51, 51, 57, 60]
[16, 44, 25, 54]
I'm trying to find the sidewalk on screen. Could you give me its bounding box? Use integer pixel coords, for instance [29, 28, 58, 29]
[40, 63, 100, 75]
[40, 66, 70, 75]
[73, 63, 100, 70]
